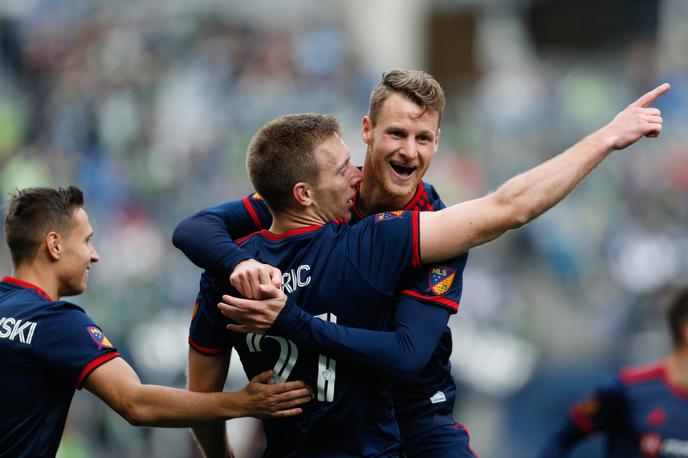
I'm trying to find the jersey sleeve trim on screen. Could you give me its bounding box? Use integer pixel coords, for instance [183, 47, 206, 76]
[400, 289, 459, 312]
[188, 336, 228, 355]
[412, 211, 421, 268]
[242, 195, 264, 230]
[76, 352, 120, 389]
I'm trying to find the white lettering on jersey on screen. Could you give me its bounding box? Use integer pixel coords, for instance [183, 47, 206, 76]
[662, 438, 688, 456]
[0, 317, 38, 344]
[281, 265, 311, 294]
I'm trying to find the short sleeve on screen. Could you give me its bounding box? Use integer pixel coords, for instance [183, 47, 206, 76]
[32, 302, 119, 389]
[188, 274, 233, 355]
[345, 210, 421, 295]
[400, 253, 468, 314]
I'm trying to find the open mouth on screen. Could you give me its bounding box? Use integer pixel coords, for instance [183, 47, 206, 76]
[390, 162, 417, 176]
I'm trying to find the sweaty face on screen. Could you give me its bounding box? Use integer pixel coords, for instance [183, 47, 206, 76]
[311, 134, 362, 222]
[57, 207, 100, 297]
[362, 92, 440, 201]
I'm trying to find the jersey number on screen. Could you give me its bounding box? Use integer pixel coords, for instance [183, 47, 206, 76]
[246, 312, 337, 402]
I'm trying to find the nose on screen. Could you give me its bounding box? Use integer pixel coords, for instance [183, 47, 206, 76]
[91, 247, 100, 264]
[398, 137, 418, 161]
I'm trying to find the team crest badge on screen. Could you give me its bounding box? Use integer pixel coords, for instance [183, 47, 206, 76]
[429, 266, 456, 296]
[375, 210, 405, 222]
[87, 326, 113, 350]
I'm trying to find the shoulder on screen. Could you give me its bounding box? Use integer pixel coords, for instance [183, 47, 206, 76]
[406, 180, 444, 211]
[618, 361, 665, 385]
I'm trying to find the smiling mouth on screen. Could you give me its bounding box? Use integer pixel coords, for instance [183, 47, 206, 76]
[390, 162, 417, 177]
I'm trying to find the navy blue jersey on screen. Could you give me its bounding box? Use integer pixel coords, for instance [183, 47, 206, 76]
[354, 181, 472, 457]
[190, 212, 421, 457]
[176, 180, 473, 456]
[0, 277, 119, 458]
[540, 362, 688, 457]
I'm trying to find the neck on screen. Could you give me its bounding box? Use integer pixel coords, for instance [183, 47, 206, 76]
[12, 263, 59, 300]
[269, 207, 327, 234]
[665, 346, 688, 390]
[357, 177, 416, 216]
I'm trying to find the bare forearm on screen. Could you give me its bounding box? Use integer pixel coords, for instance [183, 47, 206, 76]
[420, 83, 667, 263]
[124, 385, 248, 427]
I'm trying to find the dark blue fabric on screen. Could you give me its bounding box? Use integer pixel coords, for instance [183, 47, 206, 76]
[0, 280, 117, 458]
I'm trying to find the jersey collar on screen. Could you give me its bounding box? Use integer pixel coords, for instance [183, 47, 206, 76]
[2, 276, 53, 300]
[351, 180, 426, 219]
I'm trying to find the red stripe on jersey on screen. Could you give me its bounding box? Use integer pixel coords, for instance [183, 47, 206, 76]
[402, 180, 428, 211]
[188, 336, 228, 355]
[235, 230, 263, 246]
[620, 362, 688, 398]
[2, 276, 53, 300]
[411, 212, 421, 268]
[400, 289, 459, 312]
[257, 225, 322, 241]
[76, 352, 120, 389]
[242, 195, 264, 229]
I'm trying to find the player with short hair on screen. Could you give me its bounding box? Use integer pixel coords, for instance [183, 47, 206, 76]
[178, 69, 474, 457]
[187, 82, 667, 457]
[539, 288, 688, 458]
[0, 186, 312, 458]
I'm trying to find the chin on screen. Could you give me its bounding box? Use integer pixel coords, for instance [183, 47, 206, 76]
[384, 180, 416, 200]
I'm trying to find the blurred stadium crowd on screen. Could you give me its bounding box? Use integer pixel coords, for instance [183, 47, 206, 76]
[1, 0, 687, 457]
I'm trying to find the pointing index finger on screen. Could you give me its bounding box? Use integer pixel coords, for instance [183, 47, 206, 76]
[631, 83, 670, 108]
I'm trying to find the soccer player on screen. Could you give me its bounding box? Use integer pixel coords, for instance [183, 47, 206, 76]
[178, 69, 475, 457]
[187, 82, 666, 457]
[0, 186, 312, 458]
[538, 289, 688, 458]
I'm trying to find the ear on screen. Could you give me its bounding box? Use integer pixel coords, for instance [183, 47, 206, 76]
[292, 182, 314, 207]
[361, 116, 373, 145]
[45, 231, 62, 261]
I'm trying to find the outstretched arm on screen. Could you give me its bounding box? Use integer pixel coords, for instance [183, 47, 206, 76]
[83, 354, 311, 427]
[420, 83, 669, 262]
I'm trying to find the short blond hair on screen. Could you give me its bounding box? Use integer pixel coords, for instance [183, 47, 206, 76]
[368, 69, 446, 126]
[246, 113, 341, 214]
